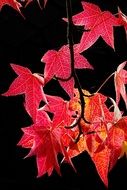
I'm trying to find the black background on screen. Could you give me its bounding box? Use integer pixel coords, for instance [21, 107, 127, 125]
[0, 0, 127, 189]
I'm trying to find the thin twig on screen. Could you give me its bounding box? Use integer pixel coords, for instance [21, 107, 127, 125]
[96, 72, 115, 93]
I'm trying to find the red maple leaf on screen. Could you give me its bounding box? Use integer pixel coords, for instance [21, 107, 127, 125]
[18, 110, 74, 177]
[42, 95, 73, 126]
[0, 0, 21, 12]
[17, 131, 34, 148]
[41, 44, 93, 97]
[2, 64, 47, 121]
[71, 2, 120, 52]
[114, 62, 127, 109]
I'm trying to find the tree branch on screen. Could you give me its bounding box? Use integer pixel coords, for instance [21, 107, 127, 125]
[65, 0, 90, 142]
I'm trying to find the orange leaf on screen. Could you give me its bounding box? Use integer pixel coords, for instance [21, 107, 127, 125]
[108, 127, 125, 170]
[67, 135, 87, 158]
[92, 146, 111, 187]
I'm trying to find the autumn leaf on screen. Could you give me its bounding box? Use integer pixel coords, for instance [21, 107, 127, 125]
[68, 92, 127, 185]
[42, 95, 73, 126]
[92, 146, 111, 187]
[118, 8, 127, 36]
[17, 131, 34, 148]
[90, 98, 125, 173]
[84, 123, 107, 156]
[0, 0, 21, 12]
[2, 64, 47, 121]
[18, 110, 74, 177]
[107, 126, 125, 170]
[114, 116, 127, 141]
[71, 2, 120, 52]
[103, 98, 127, 170]
[0, 0, 47, 13]
[114, 62, 127, 109]
[84, 92, 113, 123]
[67, 134, 87, 158]
[41, 45, 93, 97]
[85, 132, 99, 154]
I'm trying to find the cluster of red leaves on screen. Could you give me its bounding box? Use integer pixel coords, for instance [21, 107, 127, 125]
[0, 0, 47, 12]
[1, 0, 127, 187]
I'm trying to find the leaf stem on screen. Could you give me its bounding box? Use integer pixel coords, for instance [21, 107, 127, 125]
[96, 72, 115, 93]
